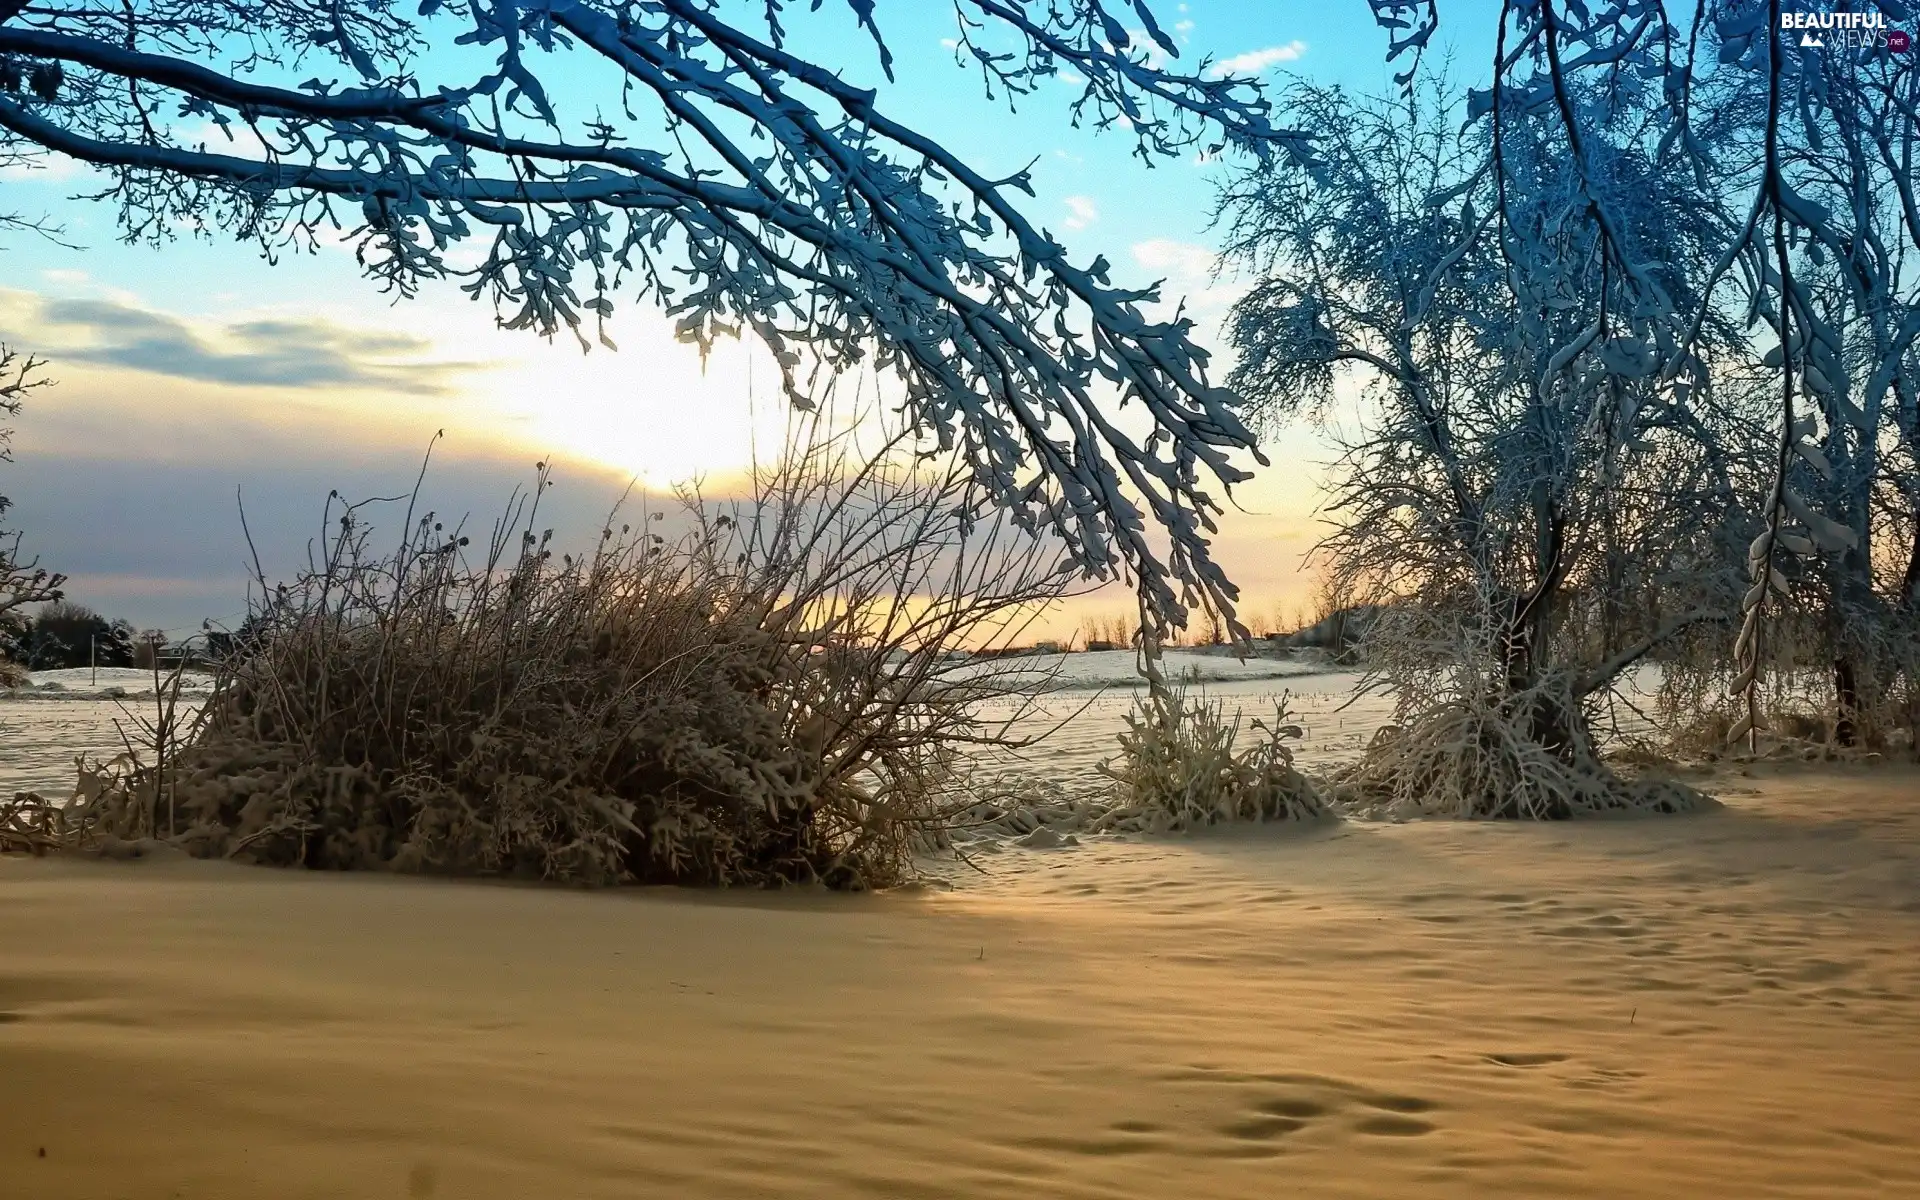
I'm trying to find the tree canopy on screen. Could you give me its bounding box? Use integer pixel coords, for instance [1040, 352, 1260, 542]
[0, 0, 1319, 633]
[1345, 3, 1920, 745]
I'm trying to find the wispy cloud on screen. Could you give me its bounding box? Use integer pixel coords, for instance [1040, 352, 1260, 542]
[1207, 40, 1308, 79]
[1132, 238, 1217, 280]
[0, 151, 89, 184]
[1131, 239, 1246, 317]
[0, 289, 487, 394]
[1062, 195, 1100, 232]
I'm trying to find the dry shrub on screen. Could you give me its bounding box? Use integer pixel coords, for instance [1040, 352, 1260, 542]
[1096, 686, 1327, 829]
[5, 658, 208, 856]
[74, 417, 1070, 888]
[1333, 671, 1703, 820]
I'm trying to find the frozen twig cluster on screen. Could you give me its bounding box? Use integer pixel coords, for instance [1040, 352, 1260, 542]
[1333, 669, 1702, 821]
[1097, 686, 1325, 827]
[0, 789, 73, 853]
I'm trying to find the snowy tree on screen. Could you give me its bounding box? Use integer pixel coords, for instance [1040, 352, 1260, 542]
[0, 0, 1313, 635]
[1717, 48, 1920, 746]
[1221, 79, 1746, 814]
[15, 601, 135, 669]
[1354, 2, 1919, 754]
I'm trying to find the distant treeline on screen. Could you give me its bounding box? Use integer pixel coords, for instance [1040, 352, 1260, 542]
[1, 602, 136, 671]
[0, 601, 194, 672]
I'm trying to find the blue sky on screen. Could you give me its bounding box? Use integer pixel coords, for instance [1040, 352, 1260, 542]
[0, 1, 1500, 637]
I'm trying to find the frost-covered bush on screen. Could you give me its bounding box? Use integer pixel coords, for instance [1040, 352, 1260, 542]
[1332, 670, 1702, 821]
[1097, 686, 1326, 830]
[66, 419, 1070, 887]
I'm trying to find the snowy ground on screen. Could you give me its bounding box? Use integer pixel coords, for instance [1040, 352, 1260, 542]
[3, 667, 216, 699]
[8, 766, 1918, 1200]
[1, 670, 214, 798]
[1010, 647, 1341, 690]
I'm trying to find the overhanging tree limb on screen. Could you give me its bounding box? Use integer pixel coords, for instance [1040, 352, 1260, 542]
[0, 0, 1302, 632]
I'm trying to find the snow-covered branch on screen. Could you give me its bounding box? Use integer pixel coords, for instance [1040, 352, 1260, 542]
[0, 0, 1306, 633]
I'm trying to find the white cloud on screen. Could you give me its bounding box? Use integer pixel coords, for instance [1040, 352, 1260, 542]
[1130, 239, 1246, 319]
[1132, 238, 1216, 280]
[0, 151, 89, 184]
[1206, 40, 1308, 79]
[1062, 195, 1100, 232]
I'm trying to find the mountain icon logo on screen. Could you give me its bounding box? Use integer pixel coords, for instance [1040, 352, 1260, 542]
[1801, 31, 1823, 46]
